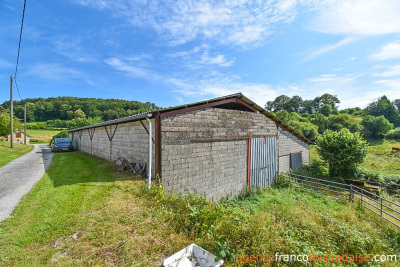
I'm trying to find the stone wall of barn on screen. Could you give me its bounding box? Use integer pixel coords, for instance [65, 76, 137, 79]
[69, 119, 155, 175]
[160, 107, 279, 201]
[278, 129, 309, 173]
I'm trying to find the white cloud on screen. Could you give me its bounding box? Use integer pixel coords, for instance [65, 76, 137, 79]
[309, 73, 363, 82]
[104, 57, 160, 80]
[199, 52, 234, 67]
[310, 0, 400, 35]
[373, 65, 400, 77]
[371, 41, 400, 60]
[72, 0, 298, 48]
[302, 37, 356, 62]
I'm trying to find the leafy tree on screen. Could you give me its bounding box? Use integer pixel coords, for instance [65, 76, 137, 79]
[73, 108, 86, 118]
[361, 115, 393, 140]
[365, 96, 400, 126]
[0, 110, 23, 136]
[312, 93, 340, 113]
[316, 129, 368, 178]
[301, 100, 314, 114]
[290, 121, 319, 141]
[327, 114, 363, 133]
[320, 104, 333, 116]
[283, 95, 303, 113]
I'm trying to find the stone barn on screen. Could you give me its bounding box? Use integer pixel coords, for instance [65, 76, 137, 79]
[68, 93, 310, 200]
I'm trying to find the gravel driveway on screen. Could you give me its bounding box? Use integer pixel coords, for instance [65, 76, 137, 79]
[0, 144, 53, 222]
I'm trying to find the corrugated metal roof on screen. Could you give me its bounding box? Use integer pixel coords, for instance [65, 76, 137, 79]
[67, 93, 311, 144]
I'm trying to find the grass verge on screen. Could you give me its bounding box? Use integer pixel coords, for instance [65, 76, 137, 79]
[0, 140, 33, 167]
[0, 152, 398, 266]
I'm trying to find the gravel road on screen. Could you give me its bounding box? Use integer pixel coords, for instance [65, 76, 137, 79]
[0, 144, 53, 222]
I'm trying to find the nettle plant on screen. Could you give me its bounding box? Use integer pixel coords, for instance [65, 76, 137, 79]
[316, 129, 368, 178]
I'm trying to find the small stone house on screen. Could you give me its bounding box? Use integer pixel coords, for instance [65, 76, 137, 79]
[68, 93, 310, 200]
[6, 130, 30, 144]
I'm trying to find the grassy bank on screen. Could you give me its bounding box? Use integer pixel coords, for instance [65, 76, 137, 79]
[364, 140, 400, 175]
[0, 151, 398, 266]
[0, 140, 33, 167]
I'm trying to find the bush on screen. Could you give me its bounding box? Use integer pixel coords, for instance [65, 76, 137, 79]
[356, 167, 384, 183]
[362, 115, 393, 140]
[316, 129, 368, 178]
[385, 127, 400, 140]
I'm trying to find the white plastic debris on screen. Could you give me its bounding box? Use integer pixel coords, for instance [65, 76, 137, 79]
[163, 243, 224, 267]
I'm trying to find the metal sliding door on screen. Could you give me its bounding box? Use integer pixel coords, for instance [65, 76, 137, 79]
[249, 137, 278, 187]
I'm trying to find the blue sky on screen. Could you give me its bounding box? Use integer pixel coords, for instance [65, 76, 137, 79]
[1, 0, 400, 109]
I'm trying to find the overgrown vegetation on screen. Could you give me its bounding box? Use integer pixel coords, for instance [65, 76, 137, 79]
[0, 140, 33, 167]
[0, 152, 398, 266]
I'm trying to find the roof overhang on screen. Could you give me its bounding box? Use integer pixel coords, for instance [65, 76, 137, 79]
[67, 93, 311, 144]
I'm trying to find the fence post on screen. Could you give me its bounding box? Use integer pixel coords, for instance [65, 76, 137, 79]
[381, 197, 383, 218]
[360, 190, 363, 207]
[349, 185, 353, 202]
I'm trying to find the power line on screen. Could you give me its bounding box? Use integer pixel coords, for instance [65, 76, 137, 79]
[14, 0, 27, 101]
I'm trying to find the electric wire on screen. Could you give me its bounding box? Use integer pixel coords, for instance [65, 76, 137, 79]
[14, 0, 27, 101]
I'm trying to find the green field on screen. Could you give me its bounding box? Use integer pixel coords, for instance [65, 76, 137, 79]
[0, 151, 398, 266]
[0, 140, 33, 167]
[26, 129, 62, 135]
[364, 140, 400, 175]
[26, 129, 63, 143]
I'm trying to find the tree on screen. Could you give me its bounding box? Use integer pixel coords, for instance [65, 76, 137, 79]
[0, 110, 23, 136]
[283, 95, 303, 113]
[312, 93, 340, 113]
[290, 121, 319, 141]
[73, 108, 86, 118]
[327, 114, 363, 133]
[361, 115, 393, 140]
[320, 104, 333, 116]
[316, 129, 368, 178]
[365, 96, 400, 126]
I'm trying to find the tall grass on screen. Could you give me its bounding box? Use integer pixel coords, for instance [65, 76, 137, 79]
[140, 183, 399, 265]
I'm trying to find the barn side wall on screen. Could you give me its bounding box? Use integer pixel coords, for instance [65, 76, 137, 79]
[69, 119, 155, 174]
[278, 129, 310, 173]
[161, 107, 278, 201]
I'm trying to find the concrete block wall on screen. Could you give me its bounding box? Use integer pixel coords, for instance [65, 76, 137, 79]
[161, 107, 278, 200]
[69, 119, 155, 174]
[278, 128, 309, 173]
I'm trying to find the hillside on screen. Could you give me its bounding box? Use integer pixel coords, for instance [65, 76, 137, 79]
[0, 97, 159, 122]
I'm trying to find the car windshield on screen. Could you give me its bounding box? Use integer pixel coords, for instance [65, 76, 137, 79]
[56, 142, 70, 146]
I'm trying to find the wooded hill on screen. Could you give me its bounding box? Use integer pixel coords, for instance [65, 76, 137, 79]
[0, 97, 159, 122]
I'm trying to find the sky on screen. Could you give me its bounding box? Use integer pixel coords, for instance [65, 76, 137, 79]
[1, 0, 400, 110]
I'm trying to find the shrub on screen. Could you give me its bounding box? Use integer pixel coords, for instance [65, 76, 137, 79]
[362, 115, 393, 140]
[316, 129, 368, 178]
[385, 127, 400, 140]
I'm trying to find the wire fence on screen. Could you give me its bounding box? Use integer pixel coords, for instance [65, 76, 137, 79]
[282, 173, 400, 228]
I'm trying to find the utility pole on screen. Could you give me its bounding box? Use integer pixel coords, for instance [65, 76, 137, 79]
[24, 103, 27, 144]
[10, 75, 14, 148]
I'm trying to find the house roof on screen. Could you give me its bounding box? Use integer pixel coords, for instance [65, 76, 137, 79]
[67, 93, 311, 144]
